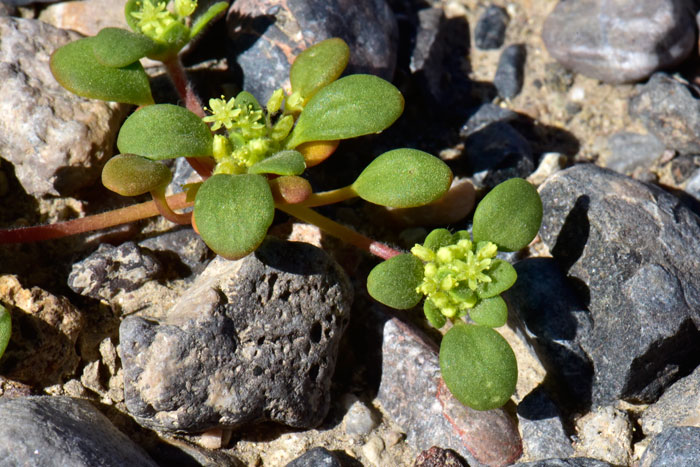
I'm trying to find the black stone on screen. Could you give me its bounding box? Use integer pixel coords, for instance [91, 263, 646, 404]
[494, 44, 526, 99]
[474, 5, 509, 50]
[286, 447, 341, 467]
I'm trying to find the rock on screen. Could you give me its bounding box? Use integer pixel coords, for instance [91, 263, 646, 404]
[686, 168, 700, 201]
[0, 17, 129, 197]
[574, 406, 632, 465]
[39, 0, 128, 37]
[538, 164, 700, 406]
[120, 239, 352, 433]
[286, 447, 341, 467]
[639, 426, 700, 467]
[68, 242, 163, 302]
[494, 44, 526, 99]
[376, 314, 522, 466]
[517, 386, 573, 460]
[513, 459, 613, 467]
[139, 227, 212, 280]
[409, 7, 448, 105]
[226, 0, 397, 103]
[0, 396, 158, 466]
[603, 131, 666, 175]
[640, 364, 700, 437]
[0, 275, 84, 386]
[0, 3, 16, 16]
[459, 103, 518, 139]
[342, 397, 379, 436]
[629, 73, 700, 155]
[413, 446, 467, 466]
[542, 0, 696, 83]
[474, 5, 509, 50]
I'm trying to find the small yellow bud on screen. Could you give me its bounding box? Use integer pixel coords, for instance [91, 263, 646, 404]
[267, 89, 285, 114]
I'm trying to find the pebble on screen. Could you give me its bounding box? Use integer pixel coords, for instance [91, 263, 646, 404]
[538, 164, 700, 406]
[542, 0, 696, 83]
[286, 447, 341, 467]
[120, 239, 352, 433]
[574, 406, 633, 465]
[494, 44, 526, 99]
[0, 396, 158, 466]
[343, 397, 379, 436]
[39, 0, 128, 37]
[640, 364, 700, 437]
[513, 459, 613, 467]
[517, 386, 574, 460]
[414, 446, 467, 466]
[459, 103, 518, 139]
[639, 426, 700, 467]
[474, 5, 509, 50]
[603, 131, 666, 175]
[686, 168, 700, 201]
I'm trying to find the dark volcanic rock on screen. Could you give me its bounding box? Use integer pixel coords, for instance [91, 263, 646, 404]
[640, 426, 700, 467]
[494, 44, 526, 99]
[640, 364, 700, 437]
[538, 164, 700, 406]
[120, 239, 352, 433]
[286, 447, 341, 467]
[474, 5, 509, 50]
[516, 386, 573, 460]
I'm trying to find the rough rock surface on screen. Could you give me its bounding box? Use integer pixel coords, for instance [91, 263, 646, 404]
[0, 17, 129, 197]
[517, 386, 573, 460]
[0, 396, 158, 466]
[120, 239, 352, 433]
[513, 459, 613, 467]
[639, 426, 700, 467]
[538, 164, 700, 406]
[39, 0, 128, 37]
[474, 5, 509, 50]
[285, 446, 341, 467]
[574, 406, 632, 465]
[640, 364, 700, 437]
[602, 131, 666, 175]
[542, 0, 696, 84]
[414, 446, 468, 466]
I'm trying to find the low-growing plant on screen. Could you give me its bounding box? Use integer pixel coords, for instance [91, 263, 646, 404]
[0, 0, 543, 410]
[0, 305, 10, 361]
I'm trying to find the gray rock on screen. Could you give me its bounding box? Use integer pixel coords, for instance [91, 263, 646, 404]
[139, 228, 212, 280]
[629, 73, 700, 155]
[542, 0, 696, 83]
[343, 398, 378, 436]
[513, 459, 612, 467]
[459, 103, 518, 139]
[120, 239, 352, 433]
[604, 132, 666, 175]
[686, 168, 700, 201]
[376, 315, 522, 466]
[474, 5, 509, 50]
[538, 164, 700, 406]
[494, 44, 526, 99]
[414, 446, 467, 466]
[68, 242, 163, 301]
[0, 396, 158, 467]
[517, 386, 574, 460]
[227, 0, 397, 104]
[640, 364, 700, 437]
[409, 8, 447, 104]
[286, 447, 341, 467]
[640, 426, 700, 467]
[0, 17, 129, 197]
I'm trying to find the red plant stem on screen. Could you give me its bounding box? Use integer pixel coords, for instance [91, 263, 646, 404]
[151, 187, 192, 225]
[0, 192, 192, 244]
[276, 203, 402, 260]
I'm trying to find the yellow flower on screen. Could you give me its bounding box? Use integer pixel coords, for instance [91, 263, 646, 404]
[203, 96, 241, 131]
[131, 1, 176, 38]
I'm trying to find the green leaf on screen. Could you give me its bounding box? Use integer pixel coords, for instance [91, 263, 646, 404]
[194, 174, 275, 259]
[477, 259, 517, 299]
[191, 1, 229, 39]
[353, 149, 452, 208]
[102, 154, 172, 196]
[235, 91, 262, 112]
[424, 299, 446, 328]
[124, 0, 142, 33]
[472, 178, 543, 252]
[117, 104, 213, 160]
[286, 74, 404, 148]
[50, 38, 154, 106]
[439, 323, 517, 410]
[367, 253, 424, 310]
[469, 296, 508, 328]
[423, 228, 455, 251]
[249, 150, 306, 176]
[290, 38, 350, 102]
[92, 28, 157, 67]
[0, 304, 10, 360]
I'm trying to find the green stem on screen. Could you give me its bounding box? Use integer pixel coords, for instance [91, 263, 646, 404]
[297, 185, 357, 208]
[276, 203, 401, 260]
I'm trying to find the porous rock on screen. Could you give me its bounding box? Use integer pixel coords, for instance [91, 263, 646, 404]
[542, 0, 696, 84]
[0, 396, 157, 466]
[0, 17, 129, 197]
[639, 426, 700, 467]
[120, 239, 352, 433]
[538, 164, 700, 406]
[574, 406, 632, 465]
[413, 446, 467, 467]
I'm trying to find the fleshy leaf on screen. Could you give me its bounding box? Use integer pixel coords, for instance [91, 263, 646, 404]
[194, 174, 274, 259]
[191, 1, 229, 40]
[102, 154, 172, 196]
[472, 178, 543, 252]
[0, 304, 10, 360]
[423, 228, 455, 251]
[92, 28, 158, 67]
[268, 176, 312, 204]
[353, 149, 452, 208]
[296, 140, 339, 167]
[235, 91, 262, 112]
[50, 38, 154, 106]
[469, 296, 508, 328]
[290, 38, 350, 102]
[477, 259, 517, 299]
[117, 104, 213, 160]
[249, 150, 306, 176]
[367, 253, 424, 310]
[439, 323, 517, 410]
[285, 74, 404, 148]
[423, 300, 446, 328]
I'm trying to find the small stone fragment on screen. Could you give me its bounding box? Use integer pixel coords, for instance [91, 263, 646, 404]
[574, 406, 633, 465]
[603, 132, 666, 175]
[459, 103, 518, 139]
[474, 5, 509, 50]
[494, 44, 526, 99]
[286, 446, 341, 467]
[39, 0, 128, 37]
[343, 398, 379, 436]
[414, 446, 467, 467]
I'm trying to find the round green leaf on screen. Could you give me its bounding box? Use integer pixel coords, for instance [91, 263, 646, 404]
[92, 28, 158, 67]
[285, 74, 404, 148]
[439, 323, 517, 410]
[290, 38, 350, 101]
[424, 299, 447, 329]
[367, 253, 424, 310]
[472, 178, 543, 252]
[477, 259, 517, 299]
[353, 149, 452, 208]
[423, 228, 455, 251]
[249, 150, 306, 176]
[194, 174, 274, 259]
[235, 91, 262, 112]
[102, 154, 172, 196]
[117, 104, 213, 160]
[469, 296, 508, 328]
[50, 38, 154, 106]
[0, 304, 10, 360]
